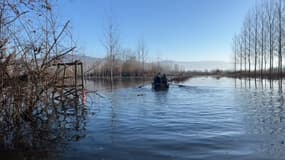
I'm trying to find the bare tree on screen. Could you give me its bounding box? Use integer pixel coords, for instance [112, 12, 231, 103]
[265, 0, 276, 77]
[253, 5, 259, 77]
[245, 14, 252, 75]
[103, 17, 120, 81]
[259, 3, 266, 76]
[239, 35, 243, 72]
[232, 34, 239, 73]
[137, 38, 147, 78]
[242, 26, 247, 73]
[275, 0, 284, 78]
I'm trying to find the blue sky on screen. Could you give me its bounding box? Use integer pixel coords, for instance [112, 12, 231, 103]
[56, 0, 255, 62]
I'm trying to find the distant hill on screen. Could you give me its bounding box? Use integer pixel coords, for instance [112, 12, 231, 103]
[160, 60, 233, 71]
[62, 54, 103, 64]
[62, 54, 103, 72]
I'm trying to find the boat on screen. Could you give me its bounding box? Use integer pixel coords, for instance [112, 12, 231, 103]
[152, 82, 169, 90]
[152, 73, 169, 91]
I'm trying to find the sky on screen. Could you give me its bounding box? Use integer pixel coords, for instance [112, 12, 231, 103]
[56, 0, 256, 62]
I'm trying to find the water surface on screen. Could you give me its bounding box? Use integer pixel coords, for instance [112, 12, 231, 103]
[3, 77, 285, 160]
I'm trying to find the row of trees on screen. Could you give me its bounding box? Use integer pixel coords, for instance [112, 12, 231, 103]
[232, 0, 285, 78]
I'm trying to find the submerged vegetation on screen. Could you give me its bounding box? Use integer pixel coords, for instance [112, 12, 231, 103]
[0, 0, 87, 152]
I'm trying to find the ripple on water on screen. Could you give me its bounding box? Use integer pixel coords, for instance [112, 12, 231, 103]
[4, 77, 285, 160]
[74, 78, 285, 160]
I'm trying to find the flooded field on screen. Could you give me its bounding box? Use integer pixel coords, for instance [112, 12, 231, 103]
[2, 77, 285, 160]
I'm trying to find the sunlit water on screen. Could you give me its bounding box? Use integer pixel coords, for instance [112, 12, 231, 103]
[3, 77, 285, 160]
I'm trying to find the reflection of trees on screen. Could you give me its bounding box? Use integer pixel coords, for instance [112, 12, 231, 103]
[0, 94, 87, 159]
[90, 78, 148, 92]
[236, 78, 285, 157]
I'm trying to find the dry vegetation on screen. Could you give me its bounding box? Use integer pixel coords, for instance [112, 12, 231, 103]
[0, 0, 77, 128]
[88, 18, 180, 79]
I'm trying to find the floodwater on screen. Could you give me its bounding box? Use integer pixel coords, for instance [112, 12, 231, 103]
[2, 77, 285, 160]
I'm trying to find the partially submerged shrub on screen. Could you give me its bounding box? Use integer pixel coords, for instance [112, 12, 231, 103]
[0, 0, 78, 128]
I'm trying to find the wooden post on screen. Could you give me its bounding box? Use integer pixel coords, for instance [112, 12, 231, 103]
[80, 62, 84, 89]
[74, 61, 77, 89]
[62, 65, 66, 87]
[61, 65, 66, 102]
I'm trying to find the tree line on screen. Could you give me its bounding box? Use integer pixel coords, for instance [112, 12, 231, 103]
[232, 0, 285, 78]
[89, 18, 181, 79]
[89, 46, 179, 79]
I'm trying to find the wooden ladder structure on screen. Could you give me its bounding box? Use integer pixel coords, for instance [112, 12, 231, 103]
[53, 60, 84, 101]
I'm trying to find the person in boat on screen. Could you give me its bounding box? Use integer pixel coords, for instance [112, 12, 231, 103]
[153, 73, 169, 90]
[161, 74, 168, 85]
[153, 72, 161, 85]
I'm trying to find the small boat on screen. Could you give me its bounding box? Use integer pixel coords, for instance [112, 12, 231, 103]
[152, 73, 169, 91]
[152, 82, 169, 90]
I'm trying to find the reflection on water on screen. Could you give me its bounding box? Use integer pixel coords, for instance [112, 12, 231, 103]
[2, 77, 285, 159]
[0, 95, 88, 160]
[86, 78, 149, 92]
[233, 78, 285, 158]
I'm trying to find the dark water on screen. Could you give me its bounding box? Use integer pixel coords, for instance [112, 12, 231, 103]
[3, 77, 285, 160]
